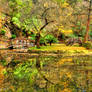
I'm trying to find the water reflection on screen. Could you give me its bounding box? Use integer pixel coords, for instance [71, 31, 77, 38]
[0, 54, 92, 92]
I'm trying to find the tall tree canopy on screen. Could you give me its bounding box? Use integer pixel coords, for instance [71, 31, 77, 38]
[0, 0, 92, 47]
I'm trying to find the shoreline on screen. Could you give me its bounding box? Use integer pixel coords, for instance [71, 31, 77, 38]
[0, 48, 92, 58]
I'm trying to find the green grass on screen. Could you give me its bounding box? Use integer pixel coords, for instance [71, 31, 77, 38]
[28, 44, 92, 55]
[29, 44, 86, 51]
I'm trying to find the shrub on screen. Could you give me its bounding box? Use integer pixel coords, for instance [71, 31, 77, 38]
[82, 41, 92, 49]
[12, 34, 16, 39]
[40, 37, 47, 46]
[67, 34, 77, 38]
[58, 33, 65, 40]
[45, 34, 58, 46]
[30, 34, 35, 40]
[61, 33, 65, 40]
[72, 25, 86, 38]
[30, 36, 35, 40]
[0, 29, 6, 35]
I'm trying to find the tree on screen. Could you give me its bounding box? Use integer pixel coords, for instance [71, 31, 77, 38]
[84, 0, 92, 42]
[28, 0, 61, 48]
[0, 0, 33, 37]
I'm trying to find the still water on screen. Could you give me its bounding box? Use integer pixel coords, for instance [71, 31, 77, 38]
[0, 52, 92, 92]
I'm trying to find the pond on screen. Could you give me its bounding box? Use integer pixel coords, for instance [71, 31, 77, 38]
[0, 52, 92, 92]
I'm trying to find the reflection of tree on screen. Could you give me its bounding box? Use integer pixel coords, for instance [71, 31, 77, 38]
[85, 70, 89, 91]
[36, 56, 82, 91]
[0, 55, 92, 92]
[36, 56, 55, 85]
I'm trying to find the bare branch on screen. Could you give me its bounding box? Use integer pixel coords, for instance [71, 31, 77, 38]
[41, 7, 55, 18]
[40, 18, 54, 31]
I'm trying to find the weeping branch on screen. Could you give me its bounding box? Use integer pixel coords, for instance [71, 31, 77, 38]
[31, 19, 39, 32]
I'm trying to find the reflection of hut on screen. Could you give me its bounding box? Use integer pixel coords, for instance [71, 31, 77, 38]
[11, 37, 35, 48]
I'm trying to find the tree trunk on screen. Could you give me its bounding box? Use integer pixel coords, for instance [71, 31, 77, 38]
[50, 42, 52, 46]
[84, 0, 91, 43]
[35, 33, 40, 48]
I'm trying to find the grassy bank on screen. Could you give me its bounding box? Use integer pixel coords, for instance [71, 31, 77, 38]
[29, 44, 86, 51]
[28, 44, 92, 55]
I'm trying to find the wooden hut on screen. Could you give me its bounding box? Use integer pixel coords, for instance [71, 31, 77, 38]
[11, 37, 35, 49]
